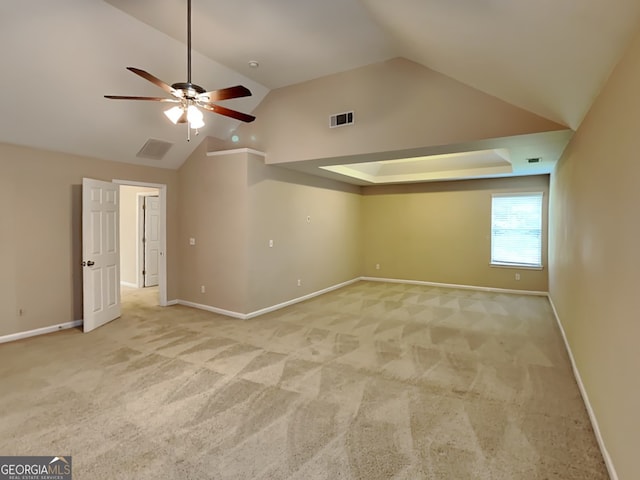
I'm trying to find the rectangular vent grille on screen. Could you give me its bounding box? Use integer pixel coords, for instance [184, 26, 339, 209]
[330, 111, 354, 128]
[527, 157, 541, 164]
[136, 139, 174, 160]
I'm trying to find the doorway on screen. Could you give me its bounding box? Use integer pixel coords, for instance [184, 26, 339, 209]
[116, 181, 168, 307]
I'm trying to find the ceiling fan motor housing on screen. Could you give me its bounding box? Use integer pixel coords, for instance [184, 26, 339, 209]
[172, 82, 206, 98]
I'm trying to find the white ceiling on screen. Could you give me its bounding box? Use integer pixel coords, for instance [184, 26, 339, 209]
[0, 0, 268, 170]
[1, 0, 639, 172]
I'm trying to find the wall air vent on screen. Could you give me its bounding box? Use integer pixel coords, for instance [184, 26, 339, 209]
[330, 111, 354, 128]
[136, 139, 174, 160]
[527, 157, 541, 163]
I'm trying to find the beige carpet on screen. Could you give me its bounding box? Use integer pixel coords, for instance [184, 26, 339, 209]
[0, 281, 608, 479]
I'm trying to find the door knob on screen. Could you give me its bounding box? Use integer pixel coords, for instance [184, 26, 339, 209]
[83, 260, 95, 267]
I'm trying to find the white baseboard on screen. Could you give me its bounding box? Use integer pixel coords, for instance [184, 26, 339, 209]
[120, 281, 138, 289]
[176, 277, 544, 321]
[175, 300, 246, 319]
[547, 295, 618, 480]
[0, 320, 83, 344]
[244, 278, 360, 319]
[175, 278, 361, 320]
[166, 299, 179, 306]
[361, 276, 548, 296]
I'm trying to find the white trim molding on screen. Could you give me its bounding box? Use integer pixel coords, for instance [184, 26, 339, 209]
[176, 277, 543, 322]
[547, 295, 619, 480]
[175, 300, 246, 319]
[244, 278, 360, 319]
[206, 148, 266, 158]
[361, 276, 548, 296]
[0, 320, 82, 344]
[175, 278, 361, 320]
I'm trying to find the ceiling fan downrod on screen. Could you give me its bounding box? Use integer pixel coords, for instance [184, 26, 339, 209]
[171, 0, 205, 96]
[184, 0, 200, 142]
[187, 0, 192, 86]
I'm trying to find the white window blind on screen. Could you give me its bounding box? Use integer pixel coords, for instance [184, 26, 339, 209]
[491, 193, 543, 267]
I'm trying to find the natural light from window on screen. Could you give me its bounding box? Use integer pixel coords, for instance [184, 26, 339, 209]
[491, 193, 543, 268]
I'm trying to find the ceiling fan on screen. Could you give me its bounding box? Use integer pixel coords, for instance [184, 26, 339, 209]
[105, 0, 255, 140]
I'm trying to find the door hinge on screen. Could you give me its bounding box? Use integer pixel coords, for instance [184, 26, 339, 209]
[142, 270, 146, 275]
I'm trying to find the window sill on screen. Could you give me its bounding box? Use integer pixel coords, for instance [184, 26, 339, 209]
[490, 263, 544, 271]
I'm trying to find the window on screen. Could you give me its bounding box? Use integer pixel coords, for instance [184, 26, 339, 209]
[491, 193, 543, 268]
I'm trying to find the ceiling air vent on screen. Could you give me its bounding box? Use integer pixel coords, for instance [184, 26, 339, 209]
[136, 139, 174, 160]
[330, 111, 354, 128]
[527, 157, 541, 164]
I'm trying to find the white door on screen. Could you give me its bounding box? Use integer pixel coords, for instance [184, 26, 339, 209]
[82, 178, 121, 332]
[144, 195, 160, 287]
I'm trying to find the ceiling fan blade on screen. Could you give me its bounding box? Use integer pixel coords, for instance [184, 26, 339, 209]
[104, 95, 179, 102]
[126, 67, 178, 97]
[199, 85, 252, 102]
[200, 103, 256, 123]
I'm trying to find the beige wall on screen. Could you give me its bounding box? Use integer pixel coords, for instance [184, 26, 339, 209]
[246, 155, 362, 312]
[176, 147, 362, 314]
[177, 145, 548, 316]
[362, 175, 549, 292]
[549, 27, 640, 480]
[177, 144, 250, 313]
[0, 156, 19, 335]
[0, 142, 179, 337]
[1, 139, 549, 336]
[224, 57, 567, 164]
[119, 185, 159, 286]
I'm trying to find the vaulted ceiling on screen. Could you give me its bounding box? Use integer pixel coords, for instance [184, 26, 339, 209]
[1, 0, 639, 173]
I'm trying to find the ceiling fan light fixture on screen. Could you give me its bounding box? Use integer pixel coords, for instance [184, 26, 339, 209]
[164, 105, 184, 124]
[104, 0, 255, 141]
[187, 104, 204, 124]
[189, 116, 205, 130]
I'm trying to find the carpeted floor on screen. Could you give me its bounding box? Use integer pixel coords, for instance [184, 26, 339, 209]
[0, 281, 608, 479]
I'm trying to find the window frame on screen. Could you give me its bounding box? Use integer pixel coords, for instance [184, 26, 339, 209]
[490, 192, 544, 269]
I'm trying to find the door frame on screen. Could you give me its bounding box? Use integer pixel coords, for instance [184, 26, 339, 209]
[114, 179, 168, 307]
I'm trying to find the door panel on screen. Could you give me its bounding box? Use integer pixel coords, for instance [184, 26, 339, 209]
[91, 269, 102, 313]
[144, 195, 160, 287]
[82, 178, 121, 332]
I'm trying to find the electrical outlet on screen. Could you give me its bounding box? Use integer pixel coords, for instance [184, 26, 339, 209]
[515, 273, 521, 281]
[200, 285, 206, 293]
[297, 279, 302, 287]
[269, 239, 274, 248]
[375, 263, 380, 270]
